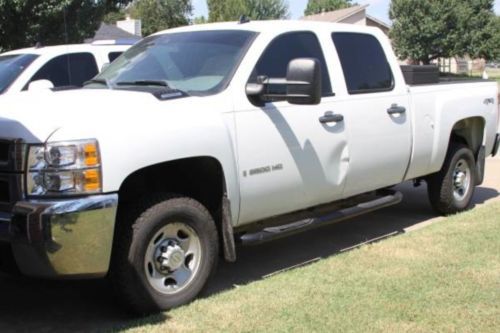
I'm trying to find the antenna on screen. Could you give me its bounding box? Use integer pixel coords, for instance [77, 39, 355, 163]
[239, 15, 250, 24]
[63, 6, 72, 86]
[63, 6, 69, 45]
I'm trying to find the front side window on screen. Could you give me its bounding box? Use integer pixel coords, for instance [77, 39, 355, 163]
[332, 33, 394, 94]
[108, 52, 122, 62]
[0, 54, 38, 94]
[29, 53, 98, 88]
[92, 30, 256, 96]
[249, 31, 333, 98]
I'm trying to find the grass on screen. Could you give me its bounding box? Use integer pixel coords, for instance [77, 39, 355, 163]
[117, 203, 500, 333]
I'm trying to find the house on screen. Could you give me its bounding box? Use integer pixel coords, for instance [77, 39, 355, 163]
[86, 18, 142, 43]
[437, 57, 485, 75]
[302, 5, 390, 35]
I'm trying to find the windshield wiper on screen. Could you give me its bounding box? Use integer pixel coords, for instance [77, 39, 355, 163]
[116, 80, 170, 88]
[115, 80, 189, 96]
[83, 78, 112, 88]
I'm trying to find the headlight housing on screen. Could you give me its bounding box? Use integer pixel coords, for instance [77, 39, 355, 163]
[27, 139, 102, 196]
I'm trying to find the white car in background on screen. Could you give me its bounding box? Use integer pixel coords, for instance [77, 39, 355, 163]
[0, 41, 133, 95]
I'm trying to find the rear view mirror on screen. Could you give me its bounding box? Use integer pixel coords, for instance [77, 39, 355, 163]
[246, 58, 322, 106]
[286, 58, 322, 105]
[27, 79, 54, 91]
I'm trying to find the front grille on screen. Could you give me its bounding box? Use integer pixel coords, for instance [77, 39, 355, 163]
[0, 142, 9, 163]
[0, 139, 25, 172]
[0, 174, 21, 211]
[0, 138, 24, 211]
[0, 180, 9, 202]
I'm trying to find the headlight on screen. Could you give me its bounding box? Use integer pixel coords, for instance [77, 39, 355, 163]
[27, 139, 102, 196]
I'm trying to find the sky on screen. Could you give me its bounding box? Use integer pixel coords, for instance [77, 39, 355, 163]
[192, 0, 500, 25]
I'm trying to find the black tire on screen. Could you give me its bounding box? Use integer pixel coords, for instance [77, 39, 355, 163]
[426, 143, 476, 215]
[110, 194, 219, 314]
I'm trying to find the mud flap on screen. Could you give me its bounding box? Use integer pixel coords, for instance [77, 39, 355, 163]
[475, 146, 485, 186]
[221, 196, 236, 262]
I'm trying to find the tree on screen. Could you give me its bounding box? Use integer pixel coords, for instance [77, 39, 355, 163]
[103, 10, 127, 25]
[128, 0, 192, 36]
[207, 0, 289, 22]
[244, 0, 289, 20]
[0, 1, 130, 51]
[193, 16, 208, 25]
[454, 0, 500, 61]
[304, 0, 354, 16]
[390, 0, 500, 64]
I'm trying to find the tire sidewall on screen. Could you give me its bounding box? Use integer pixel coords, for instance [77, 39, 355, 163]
[444, 147, 476, 210]
[128, 199, 218, 311]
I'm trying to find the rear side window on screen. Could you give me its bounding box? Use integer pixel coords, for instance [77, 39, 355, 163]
[332, 33, 393, 94]
[108, 52, 122, 62]
[29, 53, 98, 88]
[249, 31, 332, 97]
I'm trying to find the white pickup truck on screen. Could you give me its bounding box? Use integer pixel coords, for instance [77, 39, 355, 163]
[0, 42, 131, 95]
[0, 21, 498, 313]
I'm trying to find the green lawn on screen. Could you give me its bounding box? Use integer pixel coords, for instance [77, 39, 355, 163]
[117, 202, 500, 333]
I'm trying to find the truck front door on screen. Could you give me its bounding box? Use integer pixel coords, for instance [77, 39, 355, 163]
[232, 31, 350, 225]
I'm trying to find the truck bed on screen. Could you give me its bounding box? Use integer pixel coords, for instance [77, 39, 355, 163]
[405, 80, 499, 181]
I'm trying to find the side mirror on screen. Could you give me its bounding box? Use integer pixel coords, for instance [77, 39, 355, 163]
[246, 58, 322, 106]
[27, 79, 54, 91]
[286, 58, 322, 105]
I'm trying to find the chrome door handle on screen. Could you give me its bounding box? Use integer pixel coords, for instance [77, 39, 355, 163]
[319, 111, 344, 124]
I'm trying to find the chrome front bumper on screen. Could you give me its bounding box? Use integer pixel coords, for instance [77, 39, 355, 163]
[0, 194, 118, 278]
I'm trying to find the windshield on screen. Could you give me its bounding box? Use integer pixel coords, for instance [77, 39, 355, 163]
[0, 54, 38, 94]
[91, 30, 256, 95]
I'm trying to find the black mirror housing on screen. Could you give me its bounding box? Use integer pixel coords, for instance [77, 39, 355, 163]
[246, 58, 322, 106]
[286, 58, 322, 105]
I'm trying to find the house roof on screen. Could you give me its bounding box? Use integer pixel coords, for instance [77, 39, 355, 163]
[302, 5, 369, 23]
[366, 15, 391, 29]
[91, 23, 141, 42]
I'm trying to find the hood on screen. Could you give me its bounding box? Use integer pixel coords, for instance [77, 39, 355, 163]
[0, 88, 205, 143]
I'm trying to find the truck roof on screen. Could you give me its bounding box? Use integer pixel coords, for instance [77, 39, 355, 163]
[1, 42, 132, 57]
[153, 20, 383, 36]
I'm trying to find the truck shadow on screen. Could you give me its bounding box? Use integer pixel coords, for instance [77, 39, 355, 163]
[0, 182, 497, 333]
[204, 182, 498, 296]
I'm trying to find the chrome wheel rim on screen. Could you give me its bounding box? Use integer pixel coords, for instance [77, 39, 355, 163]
[144, 223, 202, 295]
[452, 158, 471, 202]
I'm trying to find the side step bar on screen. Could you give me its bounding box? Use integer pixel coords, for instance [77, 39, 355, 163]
[239, 190, 403, 246]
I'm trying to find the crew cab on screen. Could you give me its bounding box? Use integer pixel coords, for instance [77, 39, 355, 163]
[0, 21, 498, 314]
[0, 41, 133, 95]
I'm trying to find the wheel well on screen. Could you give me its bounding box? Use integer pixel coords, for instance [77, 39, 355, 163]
[118, 157, 225, 221]
[450, 117, 485, 157]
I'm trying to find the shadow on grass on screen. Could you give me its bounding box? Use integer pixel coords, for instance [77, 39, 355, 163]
[0, 182, 497, 333]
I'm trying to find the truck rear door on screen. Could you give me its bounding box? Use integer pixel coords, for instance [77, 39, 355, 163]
[330, 32, 412, 197]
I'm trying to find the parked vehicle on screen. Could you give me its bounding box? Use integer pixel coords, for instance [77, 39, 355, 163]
[0, 21, 498, 314]
[0, 41, 133, 95]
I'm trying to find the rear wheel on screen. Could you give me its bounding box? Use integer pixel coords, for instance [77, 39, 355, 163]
[110, 195, 219, 314]
[426, 143, 476, 215]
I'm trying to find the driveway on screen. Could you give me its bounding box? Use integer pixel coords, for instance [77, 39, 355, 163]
[0, 157, 498, 332]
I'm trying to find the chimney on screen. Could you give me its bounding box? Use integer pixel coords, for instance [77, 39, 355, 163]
[116, 17, 142, 37]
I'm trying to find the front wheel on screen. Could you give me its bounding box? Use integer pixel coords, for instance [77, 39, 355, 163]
[110, 195, 219, 314]
[426, 143, 476, 215]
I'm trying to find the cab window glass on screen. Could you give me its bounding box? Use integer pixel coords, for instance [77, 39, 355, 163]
[332, 33, 394, 94]
[108, 52, 122, 62]
[249, 31, 332, 98]
[0, 54, 38, 94]
[29, 53, 98, 88]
